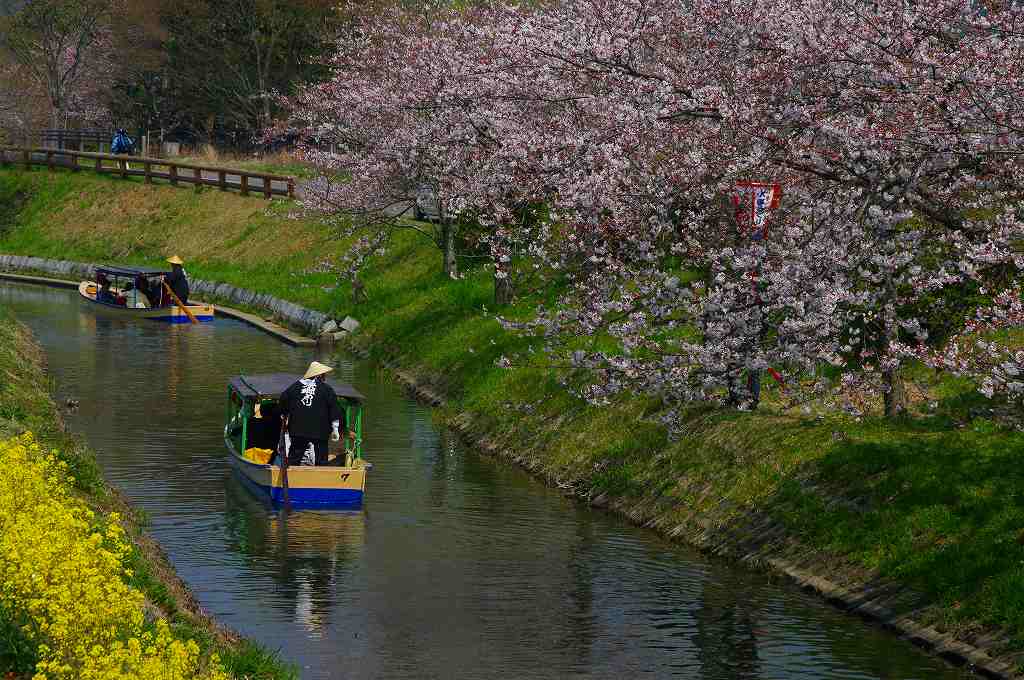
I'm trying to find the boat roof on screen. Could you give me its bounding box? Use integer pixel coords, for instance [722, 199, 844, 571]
[230, 373, 365, 402]
[97, 265, 167, 277]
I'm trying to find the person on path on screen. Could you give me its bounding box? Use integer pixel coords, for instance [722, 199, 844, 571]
[279, 361, 342, 466]
[111, 128, 134, 155]
[164, 255, 190, 305]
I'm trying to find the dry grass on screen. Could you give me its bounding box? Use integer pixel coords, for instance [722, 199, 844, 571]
[7, 171, 334, 267]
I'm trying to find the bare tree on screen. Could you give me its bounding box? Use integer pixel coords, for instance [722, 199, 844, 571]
[0, 0, 114, 129]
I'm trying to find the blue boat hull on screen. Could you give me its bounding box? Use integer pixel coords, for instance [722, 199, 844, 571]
[153, 314, 215, 323]
[233, 466, 364, 508]
[228, 445, 366, 509]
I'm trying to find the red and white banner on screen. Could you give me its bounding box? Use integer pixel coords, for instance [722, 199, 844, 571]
[731, 181, 781, 241]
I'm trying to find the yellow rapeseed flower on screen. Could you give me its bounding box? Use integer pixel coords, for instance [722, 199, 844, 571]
[0, 433, 229, 680]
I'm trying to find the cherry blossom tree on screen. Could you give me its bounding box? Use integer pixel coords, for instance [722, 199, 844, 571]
[735, 0, 1024, 415]
[518, 0, 1024, 420]
[286, 0, 1024, 422]
[284, 5, 500, 285]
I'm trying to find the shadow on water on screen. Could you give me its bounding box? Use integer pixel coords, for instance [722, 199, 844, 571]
[0, 280, 976, 679]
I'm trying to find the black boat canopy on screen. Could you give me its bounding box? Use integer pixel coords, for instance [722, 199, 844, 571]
[230, 373, 365, 402]
[97, 265, 167, 278]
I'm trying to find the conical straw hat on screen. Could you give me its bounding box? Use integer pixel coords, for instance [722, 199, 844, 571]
[166, 255, 184, 265]
[303, 361, 334, 379]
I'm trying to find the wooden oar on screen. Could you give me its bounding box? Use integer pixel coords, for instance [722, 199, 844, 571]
[278, 417, 291, 509]
[162, 280, 198, 324]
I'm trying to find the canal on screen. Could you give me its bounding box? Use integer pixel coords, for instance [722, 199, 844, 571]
[0, 280, 972, 679]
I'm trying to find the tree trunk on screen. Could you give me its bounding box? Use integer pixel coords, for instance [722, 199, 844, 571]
[351, 275, 367, 304]
[881, 267, 906, 418]
[494, 271, 513, 305]
[883, 367, 906, 418]
[441, 214, 457, 278]
[255, 43, 272, 129]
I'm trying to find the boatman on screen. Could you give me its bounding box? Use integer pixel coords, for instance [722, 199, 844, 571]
[279, 361, 342, 466]
[164, 255, 190, 305]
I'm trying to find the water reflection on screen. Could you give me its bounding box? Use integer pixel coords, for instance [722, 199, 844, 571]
[0, 280, 973, 680]
[223, 476, 366, 638]
[695, 578, 761, 678]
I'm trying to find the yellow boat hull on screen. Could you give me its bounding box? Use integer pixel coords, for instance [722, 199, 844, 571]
[227, 442, 367, 507]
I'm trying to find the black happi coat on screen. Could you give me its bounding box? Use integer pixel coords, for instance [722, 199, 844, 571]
[165, 267, 190, 304]
[279, 378, 342, 440]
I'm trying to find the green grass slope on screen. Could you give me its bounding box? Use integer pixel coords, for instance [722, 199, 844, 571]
[4, 167, 1024, 659]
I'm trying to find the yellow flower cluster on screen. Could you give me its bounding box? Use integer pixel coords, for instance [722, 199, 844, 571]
[0, 433, 230, 680]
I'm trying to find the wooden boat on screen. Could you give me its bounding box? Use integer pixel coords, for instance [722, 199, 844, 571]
[78, 265, 214, 323]
[224, 373, 369, 508]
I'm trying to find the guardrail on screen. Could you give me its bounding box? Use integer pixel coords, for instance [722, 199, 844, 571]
[0, 147, 295, 199]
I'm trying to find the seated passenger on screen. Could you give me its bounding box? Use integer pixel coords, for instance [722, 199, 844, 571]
[249, 401, 282, 450]
[96, 275, 118, 305]
[132, 275, 161, 307]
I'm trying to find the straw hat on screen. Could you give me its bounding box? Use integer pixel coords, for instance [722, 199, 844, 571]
[166, 255, 184, 265]
[303, 361, 334, 379]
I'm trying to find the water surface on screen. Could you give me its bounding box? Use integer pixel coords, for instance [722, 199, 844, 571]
[0, 280, 971, 679]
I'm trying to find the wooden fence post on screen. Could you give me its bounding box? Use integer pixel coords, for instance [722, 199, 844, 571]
[169, 164, 178, 186]
[218, 170, 226, 191]
[240, 174, 249, 196]
[194, 167, 201, 188]
[287, 178, 295, 199]
[46, 150, 53, 171]
[95, 156, 102, 173]
[263, 175, 272, 199]
[120, 158, 127, 179]
[22, 149, 30, 170]
[144, 162, 152, 184]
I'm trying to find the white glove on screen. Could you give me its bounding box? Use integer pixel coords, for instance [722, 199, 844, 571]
[283, 432, 291, 453]
[331, 421, 340, 441]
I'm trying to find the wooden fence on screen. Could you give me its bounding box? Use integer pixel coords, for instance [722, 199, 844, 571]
[0, 147, 295, 199]
[38, 129, 112, 152]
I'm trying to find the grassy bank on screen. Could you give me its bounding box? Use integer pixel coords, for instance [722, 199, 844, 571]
[0, 302, 296, 678]
[4, 167, 1024, 667]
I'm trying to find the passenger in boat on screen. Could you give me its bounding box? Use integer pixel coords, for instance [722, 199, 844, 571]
[96, 273, 118, 305]
[249, 400, 283, 450]
[125, 274, 158, 308]
[279, 361, 342, 466]
[164, 255, 190, 305]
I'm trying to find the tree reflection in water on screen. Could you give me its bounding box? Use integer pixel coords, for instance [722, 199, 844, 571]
[695, 576, 762, 679]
